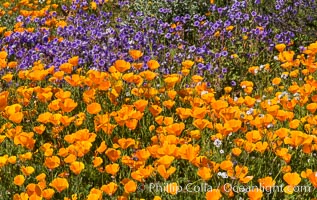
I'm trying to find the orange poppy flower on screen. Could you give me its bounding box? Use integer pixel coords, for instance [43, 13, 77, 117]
[65, 74, 82, 87]
[176, 107, 192, 120]
[118, 138, 135, 149]
[133, 99, 148, 112]
[21, 166, 35, 176]
[26, 183, 42, 197]
[101, 182, 118, 196]
[105, 163, 120, 176]
[0, 91, 9, 111]
[275, 44, 286, 52]
[255, 142, 268, 153]
[96, 141, 107, 153]
[132, 62, 144, 70]
[134, 149, 150, 162]
[165, 123, 185, 136]
[284, 131, 312, 147]
[164, 76, 180, 88]
[188, 130, 201, 140]
[42, 188, 55, 199]
[149, 105, 162, 116]
[105, 148, 121, 162]
[258, 177, 276, 191]
[197, 167, 212, 181]
[124, 180, 137, 193]
[247, 188, 263, 200]
[283, 172, 301, 186]
[114, 60, 131, 73]
[245, 130, 262, 143]
[68, 56, 79, 66]
[129, 50, 143, 60]
[70, 161, 85, 175]
[60, 98, 78, 112]
[178, 144, 200, 162]
[232, 147, 242, 156]
[36, 173, 46, 182]
[220, 160, 233, 171]
[157, 164, 176, 180]
[308, 172, 317, 188]
[307, 103, 317, 113]
[2, 73, 13, 82]
[13, 132, 36, 150]
[182, 60, 194, 69]
[49, 178, 69, 193]
[87, 102, 101, 114]
[191, 107, 207, 119]
[8, 156, 16, 164]
[164, 182, 179, 195]
[44, 156, 61, 170]
[93, 157, 103, 168]
[0, 51, 8, 59]
[147, 60, 160, 70]
[59, 63, 73, 74]
[289, 119, 300, 129]
[206, 189, 222, 200]
[155, 155, 175, 168]
[163, 100, 175, 109]
[193, 119, 211, 131]
[9, 112, 24, 124]
[14, 175, 25, 186]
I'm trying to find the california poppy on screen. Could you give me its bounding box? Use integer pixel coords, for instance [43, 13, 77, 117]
[105, 148, 121, 162]
[129, 50, 143, 60]
[114, 60, 131, 73]
[247, 188, 263, 200]
[157, 165, 176, 180]
[164, 182, 179, 195]
[124, 180, 137, 193]
[206, 189, 222, 200]
[101, 182, 118, 196]
[87, 102, 102, 115]
[105, 163, 120, 176]
[147, 60, 160, 70]
[13, 175, 25, 186]
[49, 178, 69, 193]
[197, 167, 212, 181]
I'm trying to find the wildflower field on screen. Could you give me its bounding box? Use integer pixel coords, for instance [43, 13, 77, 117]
[1, 0, 317, 199]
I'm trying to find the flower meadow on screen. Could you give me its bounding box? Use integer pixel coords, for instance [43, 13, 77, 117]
[1, 0, 317, 199]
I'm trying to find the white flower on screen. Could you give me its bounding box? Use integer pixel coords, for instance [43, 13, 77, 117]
[221, 172, 228, 178]
[213, 139, 222, 148]
[281, 74, 288, 79]
[246, 108, 253, 115]
[219, 149, 224, 154]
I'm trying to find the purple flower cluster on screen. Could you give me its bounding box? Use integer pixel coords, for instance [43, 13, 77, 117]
[0, 0, 303, 80]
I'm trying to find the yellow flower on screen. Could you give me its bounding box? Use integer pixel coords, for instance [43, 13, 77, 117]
[14, 175, 25, 186]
